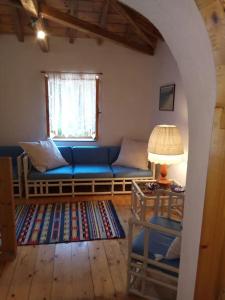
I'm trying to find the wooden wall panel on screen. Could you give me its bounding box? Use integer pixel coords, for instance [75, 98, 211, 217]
[0, 158, 17, 261]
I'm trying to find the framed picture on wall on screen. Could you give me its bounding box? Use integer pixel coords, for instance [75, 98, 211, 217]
[159, 84, 175, 111]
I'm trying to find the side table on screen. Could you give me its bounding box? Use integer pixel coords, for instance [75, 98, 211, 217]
[131, 179, 185, 221]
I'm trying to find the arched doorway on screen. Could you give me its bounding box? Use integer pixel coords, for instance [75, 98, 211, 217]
[121, 1, 217, 300]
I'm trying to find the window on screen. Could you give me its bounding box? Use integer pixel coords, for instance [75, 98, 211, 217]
[45, 72, 99, 141]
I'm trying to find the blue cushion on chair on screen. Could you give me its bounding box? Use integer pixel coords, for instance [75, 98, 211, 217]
[132, 216, 181, 276]
[73, 164, 113, 178]
[28, 166, 73, 180]
[111, 166, 152, 178]
[150, 216, 182, 232]
[73, 147, 109, 164]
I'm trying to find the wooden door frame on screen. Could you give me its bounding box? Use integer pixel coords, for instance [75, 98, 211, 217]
[194, 1, 225, 299]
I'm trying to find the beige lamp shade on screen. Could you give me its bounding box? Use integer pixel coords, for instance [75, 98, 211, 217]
[148, 125, 184, 164]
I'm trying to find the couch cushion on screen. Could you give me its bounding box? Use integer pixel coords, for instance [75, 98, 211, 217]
[113, 138, 148, 170]
[73, 164, 113, 178]
[28, 166, 73, 180]
[108, 146, 120, 164]
[12, 166, 19, 180]
[58, 146, 73, 164]
[73, 146, 109, 164]
[111, 166, 152, 178]
[20, 139, 68, 173]
[132, 216, 181, 276]
[0, 146, 23, 166]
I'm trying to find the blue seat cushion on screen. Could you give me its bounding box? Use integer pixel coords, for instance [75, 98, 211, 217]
[111, 166, 152, 178]
[150, 216, 182, 231]
[58, 146, 73, 164]
[28, 166, 73, 180]
[0, 146, 23, 166]
[73, 146, 109, 164]
[132, 217, 181, 276]
[73, 164, 113, 178]
[108, 146, 120, 164]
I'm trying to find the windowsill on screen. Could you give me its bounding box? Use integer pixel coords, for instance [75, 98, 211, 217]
[52, 138, 96, 142]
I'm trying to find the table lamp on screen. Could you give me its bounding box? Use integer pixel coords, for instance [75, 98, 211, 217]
[148, 125, 184, 185]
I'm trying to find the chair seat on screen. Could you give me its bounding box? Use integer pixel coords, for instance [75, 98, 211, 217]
[111, 165, 152, 178]
[132, 216, 182, 276]
[73, 164, 113, 179]
[28, 166, 73, 180]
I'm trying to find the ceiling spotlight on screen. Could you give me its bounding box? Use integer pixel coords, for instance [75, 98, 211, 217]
[37, 30, 46, 40]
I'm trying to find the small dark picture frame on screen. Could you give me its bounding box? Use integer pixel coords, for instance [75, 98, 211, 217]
[159, 84, 175, 111]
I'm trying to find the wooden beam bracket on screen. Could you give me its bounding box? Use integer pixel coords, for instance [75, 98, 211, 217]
[97, 0, 110, 45]
[19, 0, 49, 52]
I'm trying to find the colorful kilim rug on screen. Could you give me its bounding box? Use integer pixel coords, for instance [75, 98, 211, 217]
[16, 200, 125, 245]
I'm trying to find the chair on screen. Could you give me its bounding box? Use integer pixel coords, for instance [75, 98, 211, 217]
[127, 196, 183, 299]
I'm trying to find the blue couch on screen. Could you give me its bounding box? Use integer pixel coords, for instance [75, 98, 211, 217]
[23, 146, 153, 198]
[0, 146, 23, 197]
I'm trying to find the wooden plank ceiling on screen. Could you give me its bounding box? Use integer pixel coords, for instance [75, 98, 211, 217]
[0, 0, 163, 55]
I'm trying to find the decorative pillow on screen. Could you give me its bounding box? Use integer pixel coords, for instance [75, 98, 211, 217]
[20, 139, 68, 172]
[165, 236, 181, 260]
[113, 138, 148, 170]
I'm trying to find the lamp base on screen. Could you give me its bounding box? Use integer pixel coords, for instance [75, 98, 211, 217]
[157, 164, 171, 186]
[157, 178, 171, 185]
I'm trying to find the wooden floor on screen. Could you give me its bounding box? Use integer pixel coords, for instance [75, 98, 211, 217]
[0, 196, 164, 300]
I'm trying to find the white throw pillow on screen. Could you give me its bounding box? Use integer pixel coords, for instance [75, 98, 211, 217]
[113, 138, 148, 170]
[165, 236, 181, 260]
[20, 139, 68, 172]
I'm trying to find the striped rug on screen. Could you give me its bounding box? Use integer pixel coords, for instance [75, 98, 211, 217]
[16, 200, 125, 245]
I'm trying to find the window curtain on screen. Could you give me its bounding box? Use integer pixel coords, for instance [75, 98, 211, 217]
[47, 73, 97, 139]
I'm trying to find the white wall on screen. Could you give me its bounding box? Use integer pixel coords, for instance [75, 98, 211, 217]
[0, 35, 189, 184]
[121, 1, 216, 300]
[151, 42, 188, 186]
[0, 36, 155, 146]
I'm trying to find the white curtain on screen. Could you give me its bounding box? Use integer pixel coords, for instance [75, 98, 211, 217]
[47, 73, 97, 139]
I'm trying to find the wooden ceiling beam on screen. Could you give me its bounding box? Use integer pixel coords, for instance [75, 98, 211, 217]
[110, 0, 155, 49]
[98, 0, 110, 45]
[39, 3, 154, 55]
[0, 0, 23, 9]
[19, 0, 49, 52]
[19, 0, 38, 17]
[67, 0, 79, 44]
[13, 8, 24, 42]
[119, 2, 163, 41]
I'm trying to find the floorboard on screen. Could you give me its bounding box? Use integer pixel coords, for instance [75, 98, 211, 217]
[51, 243, 73, 300]
[88, 240, 116, 298]
[29, 244, 55, 300]
[0, 248, 21, 300]
[103, 240, 127, 297]
[6, 245, 38, 300]
[71, 242, 94, 299]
